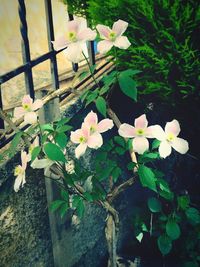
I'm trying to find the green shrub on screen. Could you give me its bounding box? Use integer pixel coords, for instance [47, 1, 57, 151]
[65, 0, 200, 103]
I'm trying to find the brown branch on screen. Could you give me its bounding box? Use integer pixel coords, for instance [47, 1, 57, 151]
[107, 176, 137, 203]
[0, 108, 20, 133]
[0, 108, 31, 147]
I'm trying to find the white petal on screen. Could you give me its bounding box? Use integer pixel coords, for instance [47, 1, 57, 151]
[31, 158, 52, 169]
[14, 174, 23, 192]
[132, 137, 149, 154]
[84, 111, 98, 125]
[159, 141, 172, 158]
[32, 99, 43, 111]
[70, 129, 83, 144]
[97, 119, 114, 133]
[112, 19, 128, 36]
[165, 120, 181, 137]
[67, 19, 80, 33]
[87, 133, 103, 149]
[118, 123, 136, 138]
[65, 42, 83, 63]
[24, 112, 38, 124]
[52, 36, 69, 51]
[97, 40, 113, 54]
[114, 36, 131, 50]
[75, 143, 87, 159]
[21, 151, 28, 169]
[96, 24, 111, 39]
[150, 125, 166, 141]
[171, 137, 189, 154]
[13, 107, 26, 119]
[135, 114, 148, 129]
[77, 28, 97, 41]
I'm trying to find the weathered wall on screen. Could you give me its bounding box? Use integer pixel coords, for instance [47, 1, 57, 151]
[0, 161, 54, 267]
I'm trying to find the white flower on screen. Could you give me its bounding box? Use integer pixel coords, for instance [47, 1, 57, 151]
[152, 120, 189, 158]
[14, 95, 43, 124]
[14, 151, 29, 192]
[52, 19, 96, 63]
[96, 19, 131, 54]
[119, 114, 155, 154]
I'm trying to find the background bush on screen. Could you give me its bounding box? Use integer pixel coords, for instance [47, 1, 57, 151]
[65, 0, 200, 104]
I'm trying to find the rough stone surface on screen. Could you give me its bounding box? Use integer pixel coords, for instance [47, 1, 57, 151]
[0, 163, 54, 267]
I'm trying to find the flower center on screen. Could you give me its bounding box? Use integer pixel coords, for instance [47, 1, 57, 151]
[79, 136, 87, 143]
[109, 31, 117, 41]
[90, 125, 96, 134]
[23, 103, 31, 111]
[68, 31, 77, 42]
[136, 128, 144, 136]
[167, 133, 175, 142]
[14, 165, 23, 176]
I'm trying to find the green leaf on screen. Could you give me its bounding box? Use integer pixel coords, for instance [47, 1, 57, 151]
[98, 165, 115, 181]
[139, 152, 160, 163]
[119, 74, 137, 101]
[120, 69, 141, 77]
[90, 64, 96, 74]
[85, 91, 98, 106]
[127, 162, 137, 171]
[95, 96, 107, 117]
[55, 132, 68, 149]
[111, 167, 122, 183]
[57, 125, 73, 133]
[77, 199, 85, 218]
[9, 131, 23, 156]
[83, 192, 93, 201]
[152, 139, 161, 149]
[157, 179, 174, 200]
[31, 146, 41, 162]
[61, 189, 69, 202]
[79, 70, 89, 81]
[96, 151, 107, 161]
[142, 152, 159, 159]
[50, 200, 65, 212]
[136, 232, 143, 242]
[148, 197, 162, 213]
[44, 143, 66, 162]
[126, 139, 133, 150]
[157, 234, 172, 255]
[115, 146, 126, 155]
[41, 124, 54, 132]
[138, 165, 157, 192]
[114, 136, 126, 148]
[56, 117, 71, 127]
[72, 196, 85, 218]
[166, 220, 181, 240]
[60, 202, 69, 218]
[99, 85, 110, 95]
[177, 195, 190, 210]
[186, 208, 200, 225]
[80, 90, 90, 103]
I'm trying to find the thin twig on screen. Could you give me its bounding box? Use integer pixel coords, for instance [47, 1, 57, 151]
[107, 176, 137, 203]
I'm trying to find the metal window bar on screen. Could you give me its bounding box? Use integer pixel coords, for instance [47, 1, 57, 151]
[44, 0, 59, 90]
[18, 0, 35, 99]
[0, 0, 97, 136]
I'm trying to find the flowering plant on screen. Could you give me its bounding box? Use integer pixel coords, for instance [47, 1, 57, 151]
[1, 18, 197, 267]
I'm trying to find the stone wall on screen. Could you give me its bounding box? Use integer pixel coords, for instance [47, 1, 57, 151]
[0, 162, 54, 267]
